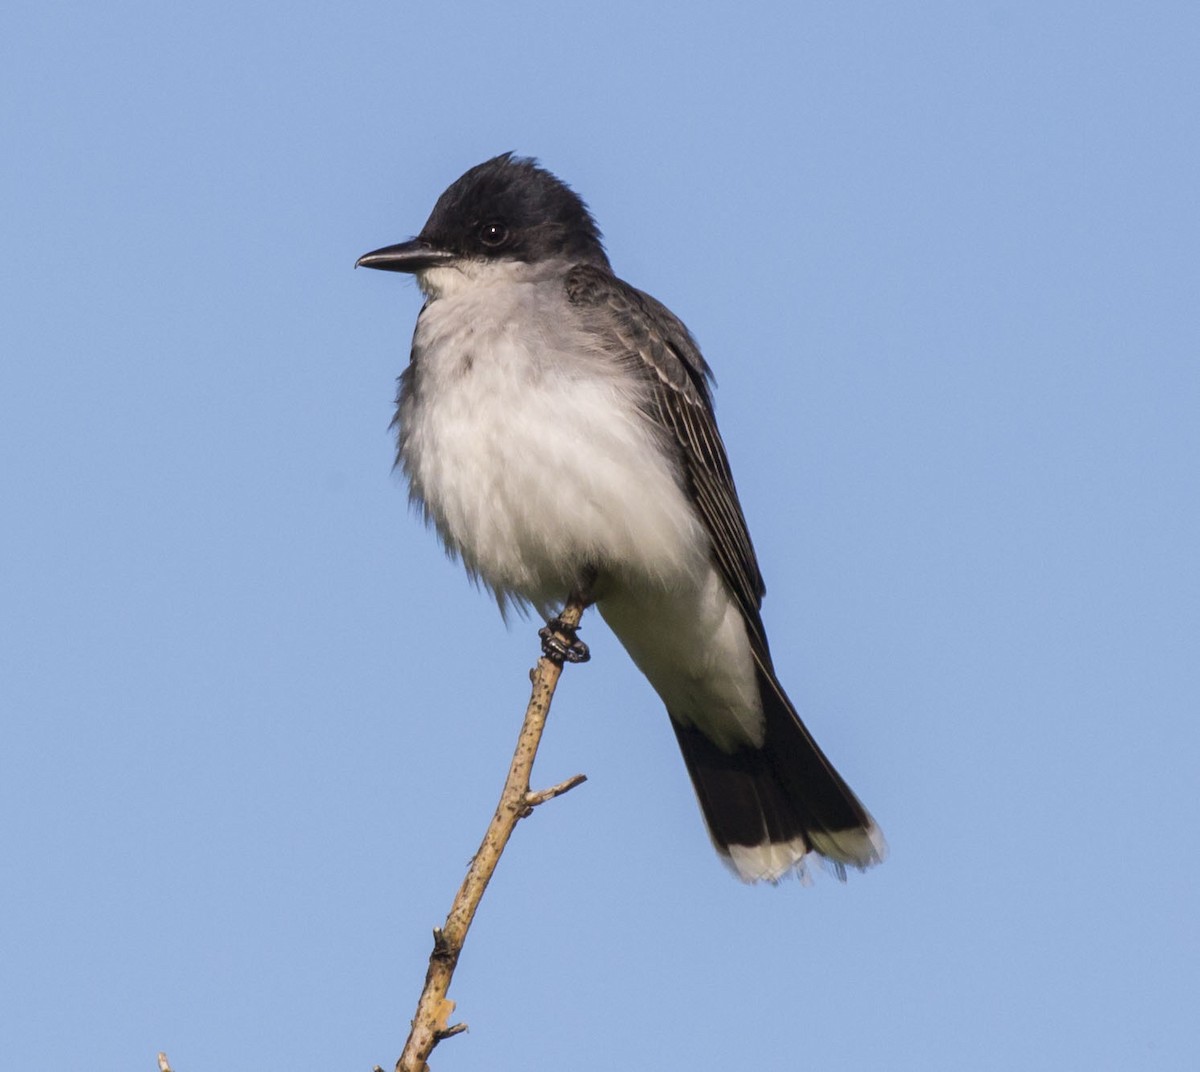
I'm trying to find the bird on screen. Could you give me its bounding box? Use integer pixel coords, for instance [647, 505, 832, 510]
[356, 153, 885, 883]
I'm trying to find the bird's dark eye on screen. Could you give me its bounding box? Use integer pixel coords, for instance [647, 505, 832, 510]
[478, 221, 509, 247]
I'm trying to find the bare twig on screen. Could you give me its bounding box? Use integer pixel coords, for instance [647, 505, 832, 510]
[524, 772, 588, 810]
[157, 1054, 173, 1072]
[394, 590, 591, 1072]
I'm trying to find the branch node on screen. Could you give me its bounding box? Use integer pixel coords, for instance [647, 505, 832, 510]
[525, 773, 588, 809]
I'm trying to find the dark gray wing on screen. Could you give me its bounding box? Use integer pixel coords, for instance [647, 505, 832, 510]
[566, 263, 770, 648]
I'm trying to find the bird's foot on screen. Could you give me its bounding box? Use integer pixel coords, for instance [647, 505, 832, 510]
[539, 617, 590, 665]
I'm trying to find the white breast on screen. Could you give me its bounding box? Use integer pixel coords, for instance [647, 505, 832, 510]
[398, 264, 709, 613]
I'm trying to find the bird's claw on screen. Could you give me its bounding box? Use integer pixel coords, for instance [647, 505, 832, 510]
[539, 617, 590, 664]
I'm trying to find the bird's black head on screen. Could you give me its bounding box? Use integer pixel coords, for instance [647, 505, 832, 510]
[357, 154, 609, 274]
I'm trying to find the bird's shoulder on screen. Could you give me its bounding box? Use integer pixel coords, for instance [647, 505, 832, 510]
[564, 263, 714, 407]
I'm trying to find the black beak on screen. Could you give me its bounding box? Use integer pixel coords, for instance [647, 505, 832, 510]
[355, 238, 456, 273]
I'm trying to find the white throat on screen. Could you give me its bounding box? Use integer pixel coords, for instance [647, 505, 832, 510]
[416, 257, 566, 301]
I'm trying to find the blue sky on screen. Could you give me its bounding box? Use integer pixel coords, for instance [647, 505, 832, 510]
[2, 3, 1197, 1070]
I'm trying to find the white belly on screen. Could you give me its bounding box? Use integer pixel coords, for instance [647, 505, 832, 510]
[598, 564, 765, 749]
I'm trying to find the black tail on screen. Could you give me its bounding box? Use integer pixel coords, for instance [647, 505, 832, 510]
[670, 659, 885, 883]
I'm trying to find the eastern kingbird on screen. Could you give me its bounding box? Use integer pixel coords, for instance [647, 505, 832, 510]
[357, 153, 885, 883]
